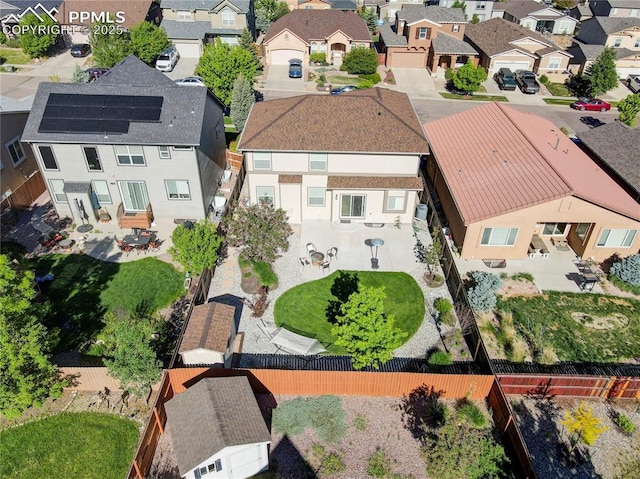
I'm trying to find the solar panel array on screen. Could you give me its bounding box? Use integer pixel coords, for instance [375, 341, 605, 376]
[38, 93, 164, 134]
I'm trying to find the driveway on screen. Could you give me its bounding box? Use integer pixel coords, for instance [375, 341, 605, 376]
[162, 57, 199, 80]
[261, 65, 307, 91]
[386, 68, 440, 99]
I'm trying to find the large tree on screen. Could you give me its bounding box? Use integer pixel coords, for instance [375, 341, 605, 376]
[230, 74, 255, 131]
[223, 202, 292, 263]
[341, 47, 378, 75]
[195, 40, 258, 106]
[358, 8, 378, 35]
[129, 21, 170, 65]
[19, 13, 57, 58]
[332, 286, 407, 370]
[255, 0, 289, 32]
[239, 28, 260, 68]
[89, 23, 132, 67]
[169, 221, 223, 274]
[617, 93, 640, 127]
[586, 47, 618, 97]
[452, 60, 487, 93]
[0, 255, 61, 418]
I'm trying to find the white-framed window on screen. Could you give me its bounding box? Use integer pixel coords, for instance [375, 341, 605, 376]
[614, 37, 622, 47]
[118, 181, 149, 211]
[542, 222, 568, 236]
[172, 145, 193, 150]
[417, 27, 430, 39]
[83, 146, 102, 171]
[159, 146, 171, 159]
[256, 186, 274, 205]
[307, 187, 325, 206]
[253, 152, 271, 170]
[547, 57, 562, 70]
[221, 9, 235, 26]
[384, 192, 405, 212]
[194, 460, 223, 478]
[115, 145, 145, 165]
[575, 223, 591, 242]
[319, 42, 327, 53]
[635, 38, 640, 48]
[452, 24, 460, 33]
[49, 179, 66, 203]
[38, 145, 58, 170]
[311, 42, 318, 53]
[309, 153, 327, 171]
[177, 10, 192, 21]
[91, 180, 112, 204]
[632, 9, 640, 17]
[340, 194, 365, 218]
[480, 227, 519, 246]
[611, 8, 618, 14]
[5, 136, 26, 166]
[165, 180, 191, 199]
[477, 1, 487, 9]
[597, 229, 637, 248]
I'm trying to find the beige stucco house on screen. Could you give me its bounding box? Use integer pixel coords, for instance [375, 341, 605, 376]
[262, 10, 371, 65]
[465, 17, 572, 79]
[285, 0, 357, 11]
[423, 102, 640, 262]
[238, 88, 428, 225]
[498, 0, 578, 35]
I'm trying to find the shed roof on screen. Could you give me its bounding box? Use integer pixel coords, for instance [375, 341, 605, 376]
[264, 10, 370, 43]
[179, 302, 235, 354]
[165, 376, 271, 476]
[423, 102, 640, 224]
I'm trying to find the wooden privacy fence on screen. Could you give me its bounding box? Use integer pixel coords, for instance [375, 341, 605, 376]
[498, 374, 640, 399]
[0, 171, 46, 211]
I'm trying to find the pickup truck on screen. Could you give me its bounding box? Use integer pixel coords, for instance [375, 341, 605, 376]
[515, 70, 540, 94]
[627, 74, 640, 93]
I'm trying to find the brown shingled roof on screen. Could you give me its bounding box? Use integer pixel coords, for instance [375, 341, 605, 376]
[327, 176, 423, 189]
[279, 175, 303, 183]
[423, 102, 640, 224]
[179, 302, 235, 354]
[57, 0, 152, 27]
[238, 88, 428, 154]
[464, 17, 552, 57]
[264, 10, 371, 43]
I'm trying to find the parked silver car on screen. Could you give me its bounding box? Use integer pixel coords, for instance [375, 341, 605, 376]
[627, 74, 640, 94]
[156, 46, 180, 72]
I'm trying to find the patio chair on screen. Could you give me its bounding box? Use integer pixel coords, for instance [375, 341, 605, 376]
[148, 238, 163, 252]
[327, 247, 338, 262]
[321, 260, 331, 274]
[306, 242, 317, 257]
[116, 240, 133, 256]
[299, 257, 310, 268]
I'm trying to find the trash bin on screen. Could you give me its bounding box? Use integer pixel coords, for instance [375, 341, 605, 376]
[415, 203, 428, 221]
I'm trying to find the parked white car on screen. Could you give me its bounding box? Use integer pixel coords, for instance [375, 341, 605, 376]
[627, 74, 640, 94]
[155, 46, 180, 72]
[175, 76, 206, 87]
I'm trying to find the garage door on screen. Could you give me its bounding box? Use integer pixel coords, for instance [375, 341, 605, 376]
[491, 61, 531, 75]
[389, 51, 426, 68]
[174, 42, 201, 58]
[616, 67, 640, 79]
[270, 49, 304, 65]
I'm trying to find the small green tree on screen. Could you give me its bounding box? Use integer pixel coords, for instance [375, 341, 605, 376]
[423, 233, 443, 275]
[452, 60, 487, 93]
[238, 28, 260, 68]
[169, 221, 223, 274]
[452, 0, 467, 18]
[230, 74, 255, 131]
[332, 286, 407, 370]
[90, 24, 132, 68]
[0, 31, 7, 44]
[617, 94, 640, 127]
[358, 8, 378, 35]
[71, 65, 90, 83]
[561, 401, 608, 454]
[223, 202, 293, 263]
[19, 14, 56, 58]
[586, 47, 618, 97]
[129, 21, 170, 65]
[340, 47, 378, 75]
[470, 13, 480, 24]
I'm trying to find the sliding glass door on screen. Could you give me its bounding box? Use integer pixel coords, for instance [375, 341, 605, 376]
[118, 181, 149, 212]
[340, 194, 365, 218]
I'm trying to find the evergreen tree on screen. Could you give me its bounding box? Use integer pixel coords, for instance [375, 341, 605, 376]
[358, 8, 378, 35]
[586, 47, 618, 97]
[71, 65, 90, 83]
[239, 28, 260, 68]
[230, 74, 255, 131]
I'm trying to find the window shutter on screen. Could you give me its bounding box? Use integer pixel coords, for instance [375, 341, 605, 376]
[426, 28, 431, 39]
[415, 28, 419, 39]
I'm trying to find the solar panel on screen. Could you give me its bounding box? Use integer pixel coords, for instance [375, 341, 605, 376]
[48, 93, 76, 106]
[102, 107, 131, 120]
[39, 118, 70, 132]
[130, 108, 161, 121]
[43, 105, 75, 119]
[133, 96, 163, 108]
[73, 106, 104, 119]
[108, 96, 135, 107]
[71, 120, 101, 132]
[75, 95, 106, 106]
[99, 120, 129, 134]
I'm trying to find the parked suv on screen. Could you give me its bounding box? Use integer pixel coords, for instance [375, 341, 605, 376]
[627, 74, 640, 93]
[493, 68, 517, 91]
[289, 58, 302, 78]
[156, 46, 180, 72]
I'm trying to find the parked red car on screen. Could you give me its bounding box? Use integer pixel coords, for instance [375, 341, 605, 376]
[570, 98, 611, 112]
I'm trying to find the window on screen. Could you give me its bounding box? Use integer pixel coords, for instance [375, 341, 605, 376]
[216, 120, 223, 138]
[597, 229, 637, 248]
[542, 222, 568, 236]
[452, 24, 460, 33]
[115, 145, 145, 165]
[256, 186, 274, 205]
[477, 1, 486, 9]
[635, 38, 640, 48]
[341, 194, 365, 218]
[384, 192, 405, 212]
[172, 145, 193, 150]
[91, 180, 111, 204]
[253, 152, 271, 170]
[480, 227, 519, 246]
[416, 27, 431, 39]
[165, 180, 191, 199]
[319, 42, 327, 53]
[49, 179, 67, 203]
[177, 10, 192, 21]
[575, 223, 591, 242]
[83, 146, 102, 171]
[221, 9, 235, 26]
[611, 8, 618, 14]
[118, 181, 149, 211]
[38, 145, 58, 170]
[309, 153, 327, 171]
[476, 14, 485, 21]
[307, 187, 325, 206]
[632, 9, 640, 17]
[547, 57, 562, 70]
[311, 42, 317, 53]
[614, 37, 622, 47]
[159, 146, 171, 159]
[5, 136, 26, 165]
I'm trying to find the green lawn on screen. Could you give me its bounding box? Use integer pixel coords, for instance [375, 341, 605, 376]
[274, 271, 425, 354]
[0, 412, 138, 479]
[544, 82, 573, 97]
[497, 292, 640, 363]
[439, 92, 508, 102]
[326, 75, 369, 87]
[30, 255, 184, 351]
[0, 46, 31, 64]
[543, 98, 575, 105]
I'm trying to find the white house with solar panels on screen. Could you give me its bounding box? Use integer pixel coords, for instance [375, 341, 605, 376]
[22, 55, 227, 230]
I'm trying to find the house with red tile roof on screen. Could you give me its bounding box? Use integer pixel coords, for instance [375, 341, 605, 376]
[237, 88, 428, 224]
[422, 102, 640, 262]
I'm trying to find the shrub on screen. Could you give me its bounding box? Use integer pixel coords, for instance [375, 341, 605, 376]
[610, 254, 640, 286]
[456, 400, 488, 429]
[340, 47, 378, 75]
[272, 397, 309, 436]
[467, 271, 502, 312]
[366, 448, 391, 478]
[244, 287, 270, 318]
[359, 72, 381, 84]
[353, 414, 369, 431]
[0, 31, 6, 44]
[511, 272, 534, 282]
[434, 298, 455, 326]
[539, 74, 549, 84]
[322, 452, 347, 475]
[308, 396, 347, 444]
[359, 79, 374, 89]
[540, 346, 557, 365]
[510, 338, 529, 363]
[253, 261, 278, 288]
[310, 52, 326, 64]
[428, 351, 453, 366]
[5, 36, 21, 48]
[444, 67, 455, 80]
[614, 413, 636, 434]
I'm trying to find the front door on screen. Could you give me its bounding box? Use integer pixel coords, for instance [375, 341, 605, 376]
[340, 194, 365, 218]
[118, 181, 149, 212]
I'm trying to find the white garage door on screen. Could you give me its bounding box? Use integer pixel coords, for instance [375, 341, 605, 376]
[270, 49, 304, 65]
[174, 42, 201, 58]
[616, 67, 640, 79]
[492, 61, 531, 75]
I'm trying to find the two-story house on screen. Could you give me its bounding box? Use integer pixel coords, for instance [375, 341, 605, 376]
[286, 0, 357, 11]
[263, 10, 371, 66]
[22, 56, 227, 230]
[494, 0, 578, 35]
[1, 95, 45, 209]
[237, 88, 428, 225]
[426, 0, 496, 23]
[378, 5, 479, 73]
[589, 0, 640, 18]
[377, 0, 423, 22]
[161, 0, 256, 58]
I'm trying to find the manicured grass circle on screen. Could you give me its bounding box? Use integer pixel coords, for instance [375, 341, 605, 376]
[274, 271, 425, 354]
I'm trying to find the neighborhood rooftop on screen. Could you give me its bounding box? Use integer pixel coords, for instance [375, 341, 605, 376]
[464, 18, 552, 56]
[397, 5, 467, 24]
[263, 9, 371, 42]
[588, 15, 640, 34]
[423, 102, 640, 225]
[179, 302, 235, 354]
[238, 88, 428, 154]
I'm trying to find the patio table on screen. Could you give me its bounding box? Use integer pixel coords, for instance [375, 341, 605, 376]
[122, 234, 151, 247]
[310, 251, 325, 267]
